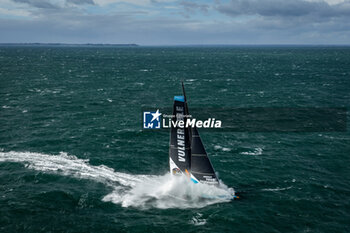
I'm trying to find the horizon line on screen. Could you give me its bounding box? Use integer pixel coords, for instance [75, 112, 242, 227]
[1, 43, 350, 47]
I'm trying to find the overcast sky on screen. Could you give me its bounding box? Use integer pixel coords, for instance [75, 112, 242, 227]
[0, 0, 349, 45]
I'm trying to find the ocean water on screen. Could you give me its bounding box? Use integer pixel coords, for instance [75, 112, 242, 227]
[0, 46, 349, 232]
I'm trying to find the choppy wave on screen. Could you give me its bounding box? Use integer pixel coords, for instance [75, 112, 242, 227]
[0, 151, 235, 209]
[189, 213, 207, 226]
[262, 186, 292, 192]
[240, 147, 263, 155]
[214, 145, 231, 152]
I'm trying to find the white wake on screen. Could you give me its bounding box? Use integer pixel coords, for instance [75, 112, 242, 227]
[0, 151, 234, 209]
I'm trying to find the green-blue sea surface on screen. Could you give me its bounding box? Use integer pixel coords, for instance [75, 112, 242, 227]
[0, 46, 349, 232]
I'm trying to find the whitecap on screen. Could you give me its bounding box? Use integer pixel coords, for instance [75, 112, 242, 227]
[240, 147, 262, 155]
[214, 145, 231, 152]
[190, 213, 207, 226]
[262, 186, 292, 192]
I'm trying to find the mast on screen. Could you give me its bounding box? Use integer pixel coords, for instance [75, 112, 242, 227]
[169, 83, 191, 175]
[182, 81, 187, 102]
[182, 81, 192, 141]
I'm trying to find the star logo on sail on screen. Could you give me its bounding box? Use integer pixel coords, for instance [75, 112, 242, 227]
[143, 109, 162, 129]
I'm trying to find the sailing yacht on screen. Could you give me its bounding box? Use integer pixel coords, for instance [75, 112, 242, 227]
[169, 83, 224, 185]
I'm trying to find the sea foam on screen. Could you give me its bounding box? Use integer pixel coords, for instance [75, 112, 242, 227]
[0, 151, 234, 209]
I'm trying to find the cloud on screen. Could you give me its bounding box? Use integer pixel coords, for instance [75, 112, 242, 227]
[9, 0, 95, 10]
[0, 0, 350, 44]
[217, 0, 350, 18]
[180, 1, 209, 13]
[11, 0, 61, 9]
[93, 0, 152, 6]
[67, 0, 95, 5]
[0, 7, 31, 17]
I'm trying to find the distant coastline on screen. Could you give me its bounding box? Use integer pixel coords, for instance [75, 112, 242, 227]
[0, 43, 139, 47]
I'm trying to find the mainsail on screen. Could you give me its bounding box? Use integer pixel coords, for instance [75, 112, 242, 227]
[169, 83, 219, 185]
[190, 127, 218, 184]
